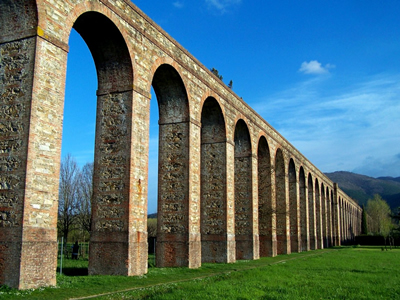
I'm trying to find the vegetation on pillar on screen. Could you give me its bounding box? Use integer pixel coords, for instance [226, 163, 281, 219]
[210, 68, 223, 80]
[210, 67, 233, 89]
[366, 194, 393, 248]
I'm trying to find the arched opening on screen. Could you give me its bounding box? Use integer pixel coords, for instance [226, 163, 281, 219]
[315, 179, 322, 249]
[258, 136, 274, 257]
[326, 187, 332, 247]
[321, 183, 328, 248]
[289, 159, 299, 252]
[331, 190, 336, 245]
[275, 149, 289, 254]
[299, 167, 308, 251]
[71, 12, 136, 276]
[234, 120, 253, 260]
[200, 97, 228, 263]
[152, 64, 190, 268]
[308, 174, 316, 250]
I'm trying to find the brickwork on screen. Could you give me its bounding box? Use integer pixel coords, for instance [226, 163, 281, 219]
[0, 0, 362, 289]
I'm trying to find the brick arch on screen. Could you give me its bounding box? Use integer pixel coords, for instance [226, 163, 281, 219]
[258, 135, 274, 257]
[288, 158, 300, 253]
[326, 186, 333, 247]
[200, 96, 230, 263]
[58, 10, 139, 277]
[321, 183, 328, 248]
[299, 167, 308, 251]
[314, 178, 322, 249]
[308, 173, 316, 250]
[151, 63, 192, 268]
[199, 91, 226, 123]
[275, 148, 289, 254]
[234, 119, 253, 260]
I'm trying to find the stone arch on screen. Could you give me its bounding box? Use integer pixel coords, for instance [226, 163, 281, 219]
[315, 178, 322, 249]
[258, 136, 274, 257]
[275, 148, 289, 254]
[326, 187, 332, 247]
[289, 159, 299, 252]
[321, 183, 328, 248]
[200, 96, 229, 263]
[308, 173, 316, 250]
[331, 190, 336, 245]
[70, 11, 137, 277]
[234, 119, 253, 260]
[299, 167, 308, 251]
[151, 63, 191, 268]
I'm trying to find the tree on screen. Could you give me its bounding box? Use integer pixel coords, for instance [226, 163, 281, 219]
[361, 204, 368, 234]
[228, 80, 233, 89]
[210, 67, 223, 80]
[76, 162, 94, 236]
[366, 194, 393, 248]
[58, 154, 80, 242]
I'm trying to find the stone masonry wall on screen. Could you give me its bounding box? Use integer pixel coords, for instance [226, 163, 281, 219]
[0, 0, 362, 289]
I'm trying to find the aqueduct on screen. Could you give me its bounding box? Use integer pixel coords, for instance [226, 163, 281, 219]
[0, 0, 362, 289]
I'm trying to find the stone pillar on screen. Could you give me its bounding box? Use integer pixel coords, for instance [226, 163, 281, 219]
[226, 140, 236, 262]
[0, 18, 69, 288]
[299, 170, 309, 251]
[89, 89, 148, 276]
[200, 99, 230, 264]
[0, 22, 68, 288]
[234, 120, 254, 260]
[308, 177, 316, 250]
[156, 120, 191, 267]
[289, 163, 300, 253]
[258, 138, 276, 257]
[251, 154, 260, 260]
[333, 184, 341, 246]
[188, 119, 201, 268]
[315, 186, 323, 249]
[275, 150, 290, 255]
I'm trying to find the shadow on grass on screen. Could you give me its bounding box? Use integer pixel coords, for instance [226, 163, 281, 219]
[57, 267, 88, 276]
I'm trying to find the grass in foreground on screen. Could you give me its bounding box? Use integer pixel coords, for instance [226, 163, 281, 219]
[1, 247, 399, 299]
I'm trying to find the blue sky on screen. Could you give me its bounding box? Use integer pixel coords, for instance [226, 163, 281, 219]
[63, 0, 400, 213]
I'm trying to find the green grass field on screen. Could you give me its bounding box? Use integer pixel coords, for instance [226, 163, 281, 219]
[1, 247, 399, 299]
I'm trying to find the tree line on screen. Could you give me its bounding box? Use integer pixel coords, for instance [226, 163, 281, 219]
[363, 194, 400, 248]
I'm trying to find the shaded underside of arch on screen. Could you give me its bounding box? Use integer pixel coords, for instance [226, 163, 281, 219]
[234, 120, 253, 260]
[308, 174, 316, 250]
[72, 11, 139, 276]
[299, 167, 308, 251]
[258, 137, 275, 257]
[289, 159, 299, 253]
[200, 97, 229, 263]
[152, 64, 190, 268]
[275, 149, 289, 254]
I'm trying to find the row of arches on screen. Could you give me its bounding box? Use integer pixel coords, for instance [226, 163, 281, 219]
[0, 1, 362, 289]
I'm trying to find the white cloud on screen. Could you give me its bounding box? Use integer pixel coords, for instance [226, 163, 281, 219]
[299, 60, 335, 75]
[206, 0, 241, 13]
[173, 1, 184, 8]
[252, 73, 400, 177]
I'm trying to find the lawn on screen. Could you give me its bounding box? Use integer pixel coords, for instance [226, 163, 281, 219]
[1, 247, 399, 299]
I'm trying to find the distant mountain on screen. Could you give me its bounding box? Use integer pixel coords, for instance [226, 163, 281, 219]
[325, 171, 400, 210]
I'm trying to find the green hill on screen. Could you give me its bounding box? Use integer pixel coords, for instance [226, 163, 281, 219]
[325, 171, 400, 210]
